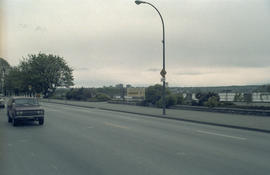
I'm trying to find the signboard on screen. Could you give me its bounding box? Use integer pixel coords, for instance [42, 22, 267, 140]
[160, 69, 167, 77]
[127, 88, 145, 99]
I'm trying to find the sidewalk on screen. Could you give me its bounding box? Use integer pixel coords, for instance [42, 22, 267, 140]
[41, 99, 270, 133]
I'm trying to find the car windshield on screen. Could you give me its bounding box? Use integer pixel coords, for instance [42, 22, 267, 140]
[15, 98, 39, 106]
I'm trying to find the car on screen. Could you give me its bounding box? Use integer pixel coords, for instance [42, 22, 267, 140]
[0, 98, 5, 108]
[7, 97, 45, 126]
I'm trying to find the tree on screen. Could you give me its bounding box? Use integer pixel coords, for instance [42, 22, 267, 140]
[234, 93, 244, 102]
[96, 93, 111, 101]
[145, 84, 171, 107]
[5, 67, 27, 96]
[0, 57, 11, 94]
[176, 94, 184, 104]
[205, 96, 220, 107]
[195, 92, 220, 106]
[243, 93, 252, 103]
[20, 53, 74, 97]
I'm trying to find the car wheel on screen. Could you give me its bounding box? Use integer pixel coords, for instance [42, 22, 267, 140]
[12, 118, 17, 126]
[39, 119, 44, 125]
[8, 116, 12, 123]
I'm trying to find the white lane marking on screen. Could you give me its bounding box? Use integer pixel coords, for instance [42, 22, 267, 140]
[176, 152, 187, 156]
[19, 139, 28, 143]
[51, 164, 58, 171]
[31, 152, 36, 157]
[104, 122, 129, 129]
[197, 130, 247, 140]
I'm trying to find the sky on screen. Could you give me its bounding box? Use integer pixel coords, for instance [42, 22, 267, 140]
[1, 0, 270, 87]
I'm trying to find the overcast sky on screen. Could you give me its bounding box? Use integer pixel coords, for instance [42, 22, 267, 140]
[1, 0, 270, 87]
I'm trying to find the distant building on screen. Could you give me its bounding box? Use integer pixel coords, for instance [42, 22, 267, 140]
[252, 92, 270, 102]
[218, 93, 236, 102]
[115, 84, 124, 88]
[182, 93, 193, 102]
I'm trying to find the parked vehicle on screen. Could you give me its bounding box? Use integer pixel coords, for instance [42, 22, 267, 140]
[7, 97, 45, 126]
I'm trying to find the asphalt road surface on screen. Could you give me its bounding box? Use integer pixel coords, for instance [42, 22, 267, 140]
[1, 103, 270, 175]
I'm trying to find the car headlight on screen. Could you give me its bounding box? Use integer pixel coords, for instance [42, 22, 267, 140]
[16, 111, 23, 115]
[38, 110, 44, 115]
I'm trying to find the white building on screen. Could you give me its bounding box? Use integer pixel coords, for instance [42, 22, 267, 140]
[218, 93, 236, 102]
[252, 92, 270, 102]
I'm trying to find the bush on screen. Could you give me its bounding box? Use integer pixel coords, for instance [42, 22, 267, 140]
[176, 94, 184, 104]
[219, 101, 235, 107]
[66, 88, 94, 101]
[195, 92, 220, 106]
[166, 95, 177, 107]
[139, 100, 149, 106]
[191, 100, 199, 106]
[204, 96, 220, 107]
[234, 93, 244, 102]
[155, 95, 177, 108]
[95, 93, 111, 101]
[145, 84, 170, 106]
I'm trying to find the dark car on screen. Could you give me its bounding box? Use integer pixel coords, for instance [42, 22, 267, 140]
[7, 97, 45, 126]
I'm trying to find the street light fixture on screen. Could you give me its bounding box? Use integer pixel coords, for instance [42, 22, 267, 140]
[135, 0, 166, 115]
[135, 0, 145, 5]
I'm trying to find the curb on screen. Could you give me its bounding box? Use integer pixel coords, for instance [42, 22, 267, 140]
[42, 101, 270, 134]
[171, 105, 270, 117]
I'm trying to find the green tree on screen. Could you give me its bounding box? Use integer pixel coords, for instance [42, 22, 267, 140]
[20, 53, 74, 97]
[243, 93, 252, 103]
[176, 94, 184, 105]
[0, 57, 11, 94]
[145, 84, 163, 105]
[4, 67, 27, 96]
[234, 93, 244, 102]
[145, 84, 171, 107]
[95, 93, 111, 101]
[204, 96, 220, 107]
[195, 92, 220, 106]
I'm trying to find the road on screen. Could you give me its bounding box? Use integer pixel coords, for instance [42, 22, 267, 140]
[1, 102, 270, 175]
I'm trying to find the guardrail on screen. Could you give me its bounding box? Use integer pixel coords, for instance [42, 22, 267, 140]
[171, 105, 270, 117]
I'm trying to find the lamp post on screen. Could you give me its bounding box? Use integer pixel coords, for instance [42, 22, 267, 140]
[135, 0, 166, 115]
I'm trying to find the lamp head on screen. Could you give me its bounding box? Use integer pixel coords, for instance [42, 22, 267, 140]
[135, 0, 145, 5]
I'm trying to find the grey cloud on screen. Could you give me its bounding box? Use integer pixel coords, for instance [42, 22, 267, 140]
[174, 70, 216, 76]
[5, 0, 270, 87]
[19, 24, 28, 29]
[147, 68, 160, 72]
[175, 71, 202, 76]
[74, 67, 89, 71]
[35, 26, 47, 32]
[164, 0, 270, 68]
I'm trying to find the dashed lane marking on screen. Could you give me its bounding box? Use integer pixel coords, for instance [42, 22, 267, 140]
[104, 122, 129, 130]
[197, 130, 247, 140]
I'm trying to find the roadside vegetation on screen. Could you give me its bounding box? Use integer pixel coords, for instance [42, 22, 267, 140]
[1, 55, 270, 109]
[47, 84, 270, 110]
[1, 53, 74, 97]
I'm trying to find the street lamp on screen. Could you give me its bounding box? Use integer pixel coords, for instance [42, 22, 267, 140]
[135, 0, 166, 115]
